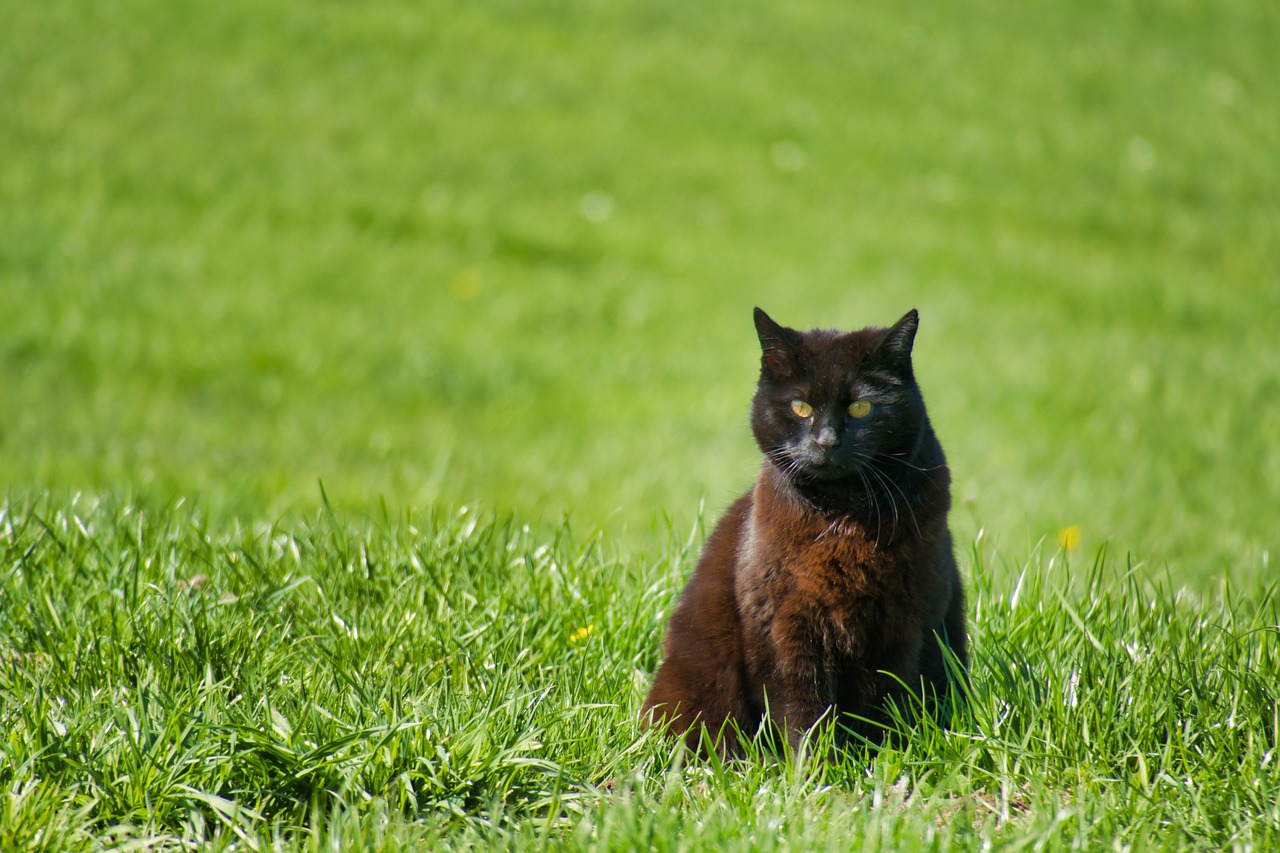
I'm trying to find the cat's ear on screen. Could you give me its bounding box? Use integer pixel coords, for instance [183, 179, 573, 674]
[877, 309, 919, 362]
[754, 307, 799, 375]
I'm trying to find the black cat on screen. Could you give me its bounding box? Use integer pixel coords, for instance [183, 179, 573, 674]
[643, 308, 967, 755]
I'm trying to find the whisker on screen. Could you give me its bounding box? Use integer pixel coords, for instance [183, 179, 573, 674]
[867, 458, 922, 540]
[873, 451, 943, 474]
[852, 454, 894, 541]
[766, 447, 806, 483]
[865, 464, 906, 541]
[853, 465, 882, 548]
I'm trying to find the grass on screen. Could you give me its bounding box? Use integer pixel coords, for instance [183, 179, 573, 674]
[1, 495, 1276, 850]
[3, 0, 1280, 847]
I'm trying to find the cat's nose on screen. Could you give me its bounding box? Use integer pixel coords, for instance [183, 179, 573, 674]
[815, 426, 839, 448]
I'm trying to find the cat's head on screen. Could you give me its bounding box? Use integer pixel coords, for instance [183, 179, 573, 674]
[750, 308, 927, 490]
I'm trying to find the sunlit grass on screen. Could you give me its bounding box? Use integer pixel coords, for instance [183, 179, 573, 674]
[1, 496, 1275, 849]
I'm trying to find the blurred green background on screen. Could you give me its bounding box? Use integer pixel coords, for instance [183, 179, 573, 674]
[3, 0, 1277, 580]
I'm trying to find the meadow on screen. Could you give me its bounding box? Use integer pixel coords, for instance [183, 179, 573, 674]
[2, 0, 1279, 848]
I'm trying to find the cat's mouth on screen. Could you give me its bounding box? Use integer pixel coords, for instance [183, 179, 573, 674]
[801, 461, 852, 481]
[785, 448, 854, 481]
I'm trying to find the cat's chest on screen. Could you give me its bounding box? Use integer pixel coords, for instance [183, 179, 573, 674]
[735, 513, 905, 628]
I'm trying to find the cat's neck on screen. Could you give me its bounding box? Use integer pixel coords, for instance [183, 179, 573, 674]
[755, 423, 949, 539]
[756, 462, 869, 521]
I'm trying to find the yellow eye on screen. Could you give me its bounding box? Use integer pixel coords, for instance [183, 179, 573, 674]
[847, 399, 873, 419]
[790, 400, 813, 419]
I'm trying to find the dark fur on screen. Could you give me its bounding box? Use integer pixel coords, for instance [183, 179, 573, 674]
[643, 308, 967, 755]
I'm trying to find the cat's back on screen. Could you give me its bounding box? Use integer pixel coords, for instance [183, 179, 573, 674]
[641, 491, 756, 742]
[663, 491, 753, 641]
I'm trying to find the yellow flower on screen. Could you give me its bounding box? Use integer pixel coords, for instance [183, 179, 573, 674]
[1058, 525, 1082, 551]
[569, 624, 595, 643]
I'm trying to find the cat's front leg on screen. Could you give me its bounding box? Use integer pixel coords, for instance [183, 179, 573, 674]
[770, 687, 831, 755]
[767, 607, 836, 754]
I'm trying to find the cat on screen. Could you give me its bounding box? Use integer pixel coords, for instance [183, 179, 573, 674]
[642, 307, 967, 756]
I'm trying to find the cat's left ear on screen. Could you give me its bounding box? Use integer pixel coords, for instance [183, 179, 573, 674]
[878, 309, 919, 362]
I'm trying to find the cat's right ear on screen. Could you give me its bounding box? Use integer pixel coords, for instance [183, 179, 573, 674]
[754, 307, 798, 375]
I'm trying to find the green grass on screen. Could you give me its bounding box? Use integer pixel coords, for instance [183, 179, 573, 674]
[1, 496, 1276, 850]
[3, 0, 1280, 847]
